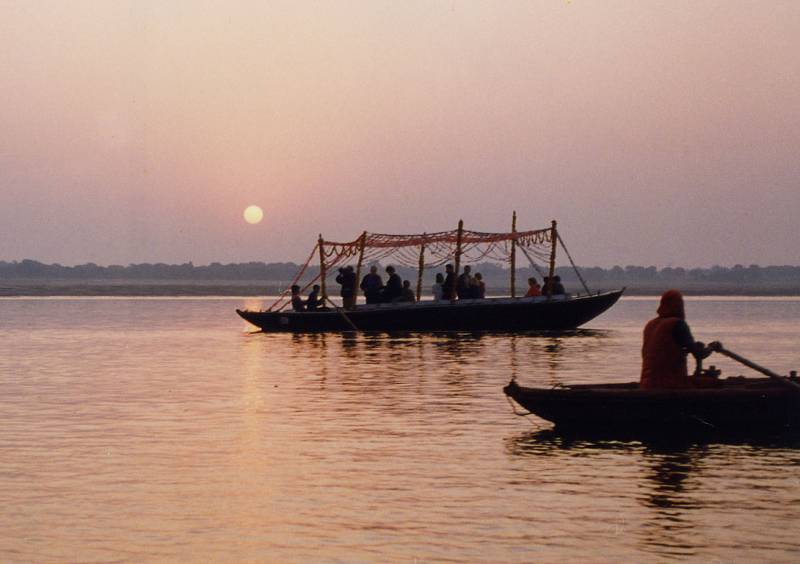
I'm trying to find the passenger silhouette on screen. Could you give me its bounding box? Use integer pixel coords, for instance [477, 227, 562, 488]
[290, 284, 305, 312]
[381, 265, 403, 303]
[359, 265, 383, 305]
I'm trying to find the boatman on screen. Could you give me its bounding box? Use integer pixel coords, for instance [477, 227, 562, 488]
[641, 289, 711, 389]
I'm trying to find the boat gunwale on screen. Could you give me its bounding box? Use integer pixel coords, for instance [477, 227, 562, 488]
[504, 377, 800, 399]
[503, 377, 800, 437]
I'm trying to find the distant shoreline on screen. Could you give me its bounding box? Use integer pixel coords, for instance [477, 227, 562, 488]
[1, 279, 798, 297]
[4, 261, 800, 297]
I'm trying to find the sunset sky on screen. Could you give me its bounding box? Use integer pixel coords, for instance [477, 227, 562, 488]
[1, 1, 798, 267]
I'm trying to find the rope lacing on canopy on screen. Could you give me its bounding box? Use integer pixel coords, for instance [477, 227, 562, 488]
[557, 232, 592, 294]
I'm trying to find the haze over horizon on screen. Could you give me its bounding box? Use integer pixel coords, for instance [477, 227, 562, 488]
[2, 1, 799, 268]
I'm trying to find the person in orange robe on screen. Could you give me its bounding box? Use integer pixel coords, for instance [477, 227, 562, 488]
[524, 277, 542, 297]
[641, 289, 709, 389]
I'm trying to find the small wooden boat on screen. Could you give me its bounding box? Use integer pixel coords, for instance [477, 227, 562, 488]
[237, 216, 624, 332]
[237, 290, 622, 332]
[504, 376, 800, 434]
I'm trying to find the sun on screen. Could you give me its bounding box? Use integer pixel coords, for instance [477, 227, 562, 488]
[243, 205, 264, 225]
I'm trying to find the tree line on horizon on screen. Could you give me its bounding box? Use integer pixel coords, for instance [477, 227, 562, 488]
[2, 259, 800, 286]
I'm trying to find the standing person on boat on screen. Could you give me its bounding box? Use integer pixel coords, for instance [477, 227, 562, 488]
[336, 266, 357, 309]
[525, 277, 542, 297]
[442, 264, 457, 300]
[472, 272, 486, 299]
[457, 265, 474, 299]
[381, 265, 403, 302]
[306, 284, 322, 311]
[432, 272, 445, 301]
[641, 289, 710, 389]
[359, 265, 383, 305]
[290, 285, 305, 312]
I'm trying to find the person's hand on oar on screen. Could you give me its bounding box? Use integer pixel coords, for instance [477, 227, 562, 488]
[691, 341, 714, 359]
[689, 341, 716, 377]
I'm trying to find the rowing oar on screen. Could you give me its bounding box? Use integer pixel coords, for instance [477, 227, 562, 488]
[710, 342, 800, 391]
[325, 296, 359, 332]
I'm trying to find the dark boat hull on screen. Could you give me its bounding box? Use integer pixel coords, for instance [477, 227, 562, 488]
[236, 290, 623, 332]
[504, 378, 800, 434]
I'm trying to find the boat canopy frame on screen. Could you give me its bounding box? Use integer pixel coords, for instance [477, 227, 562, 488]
[269, 213, 591, 312]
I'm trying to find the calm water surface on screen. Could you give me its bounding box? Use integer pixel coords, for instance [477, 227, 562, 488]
[1, 297, 799, 562]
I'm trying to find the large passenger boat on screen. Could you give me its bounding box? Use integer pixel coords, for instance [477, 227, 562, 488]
[237, 216, 623, 332]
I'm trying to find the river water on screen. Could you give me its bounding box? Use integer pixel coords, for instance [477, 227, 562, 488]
[1, 296, 799, 562]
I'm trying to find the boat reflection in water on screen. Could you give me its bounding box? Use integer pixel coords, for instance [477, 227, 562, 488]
[505, 430, 800, 560]
[274, 328, 612, 386]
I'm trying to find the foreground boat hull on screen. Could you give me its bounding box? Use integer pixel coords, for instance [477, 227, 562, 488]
[504, 378, 800, 434]
[237, 290, 623, 332]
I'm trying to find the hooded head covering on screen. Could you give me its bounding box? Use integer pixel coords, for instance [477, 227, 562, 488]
[656, 289, 685, 319]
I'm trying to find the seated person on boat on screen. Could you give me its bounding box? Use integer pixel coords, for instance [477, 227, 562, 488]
[472, 272, 486, 299]
[306, 284, 322, 311]
[641, 289, 711, 389]
[397, 280, 416, 303]
[542, 275, 566, 296]
[551, 276, 566, 295]
[381, 265, 403, 302]
[290, 285, 305, 312]
[525, 277, 542, 297]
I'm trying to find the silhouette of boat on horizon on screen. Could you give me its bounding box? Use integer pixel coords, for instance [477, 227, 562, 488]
[236, 216, 623, 332]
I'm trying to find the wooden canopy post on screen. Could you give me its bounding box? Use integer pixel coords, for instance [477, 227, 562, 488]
[318, 234, 327, 301]
[416, 235, 426, 302]
[510, 211, 517, 298]
[354, 231, 367, 307]
[547, 220, 557, 299]
[453, 220, 464, 302]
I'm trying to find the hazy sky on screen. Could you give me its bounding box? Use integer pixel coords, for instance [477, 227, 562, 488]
[1, 1, 798, 267]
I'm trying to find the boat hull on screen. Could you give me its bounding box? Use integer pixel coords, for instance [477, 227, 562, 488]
[236, 290, 623, 332]
[504, 378, 800, 434]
